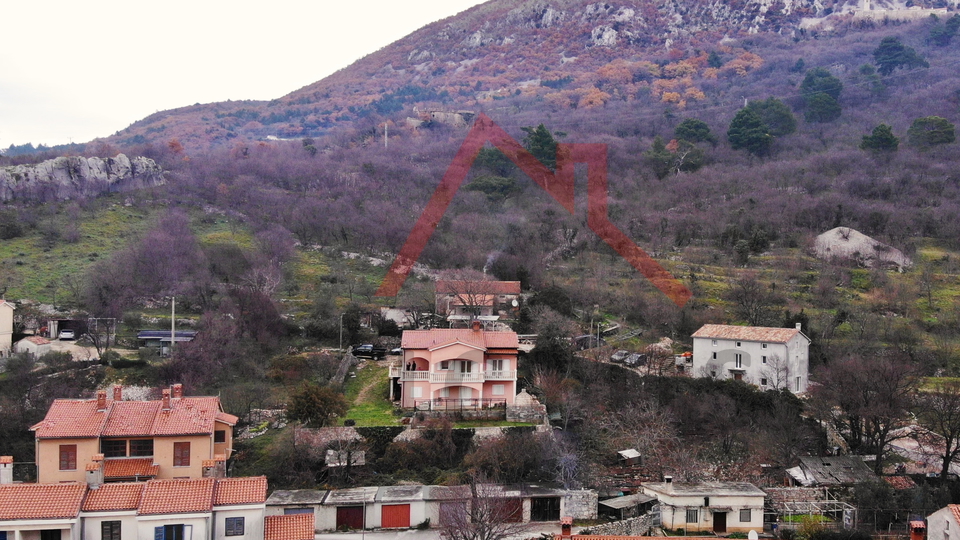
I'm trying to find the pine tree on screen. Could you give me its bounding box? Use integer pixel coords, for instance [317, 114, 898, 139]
[860, 124, 900, 153]
[520, 124, 559, 170]
[873, 36, 929, 76]
[727, 108, 773, 156]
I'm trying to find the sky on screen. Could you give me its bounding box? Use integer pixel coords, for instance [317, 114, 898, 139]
[0, 0, 488, 148]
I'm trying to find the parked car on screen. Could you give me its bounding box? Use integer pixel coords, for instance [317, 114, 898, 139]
[610, 350, 629, 363]
[351, 344, 387, 359]
[58, 329, 75, 340]
[624, 353, 646, 367]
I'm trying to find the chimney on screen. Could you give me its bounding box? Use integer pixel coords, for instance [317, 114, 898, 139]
[664, 475, 673, 483]
[162, 389, 171, 410]
[113, 384, 123, 402]
[0, 456, 13, 484]
[560, 517, 573, 538]
[796, 322, 802, 330]
[472, 319, 482, 332]
[96, 390, 107, 411]
[202, 454, 227, 478]
[172, 383, 183, 399]
[86, 456, 104, 489]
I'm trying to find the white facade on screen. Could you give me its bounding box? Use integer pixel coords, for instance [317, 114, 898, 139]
[928, 505, 960, 540]
[691, 324, 810, 393]
[0, 519, 79, 540]
[81, 512, 138, 540]
[641, 481, 766, 534]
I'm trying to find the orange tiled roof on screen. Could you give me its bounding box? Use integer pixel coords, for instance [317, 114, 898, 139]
[30, 399, 109, 438]
[214, 476, 267, 506]
[25, 336, 51, 345]
[950, 504, 960, 525]
[33, 391, 233, 439]
[82, 482, 145, 512]
[138, 478, 216, 515]
[436, 280, 521, 295]
[401, 328, 518, 350]
[103, 458, 159, 479]
[0, 483, 86, 520]
[691, 324, 805, 343]
[265, 513, 314, 540]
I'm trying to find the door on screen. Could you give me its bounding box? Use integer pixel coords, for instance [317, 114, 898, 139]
[714, 511, 727, 533]
[531, 497, 561, 522]
[381, 504, 411, 528]
[337, 506, 365, 530]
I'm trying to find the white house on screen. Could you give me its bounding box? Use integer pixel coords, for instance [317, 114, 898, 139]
[690, 324, 810, 393]
[0, 301, 14, 357]
[641, 479, 766, 534]
[927, 504, 960, 540]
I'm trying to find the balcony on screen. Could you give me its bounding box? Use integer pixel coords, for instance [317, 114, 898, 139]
[389, 366, 516, 383]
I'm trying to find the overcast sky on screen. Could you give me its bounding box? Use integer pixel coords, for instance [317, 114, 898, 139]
[0, 0, 487, 148]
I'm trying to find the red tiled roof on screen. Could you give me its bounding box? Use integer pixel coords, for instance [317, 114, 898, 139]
[0, 483, 86, 520]
[265, 513, 314, 540]
[213, 476, 267, 506]
[401, 329, 518, 350]
[25, 336, 51, 345]
[691, 324, 806, 343]
[103, 458, 159, 479]
[82, 482, 145, 512]
[436, 280, 521, 295]
[30, 399, 109, 438]
[33, 390, 232, 439]
[138, 478, 216, 515]
[950, 504, 960, 525]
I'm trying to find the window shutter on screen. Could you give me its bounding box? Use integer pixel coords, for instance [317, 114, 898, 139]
[155, 526, 165, 540]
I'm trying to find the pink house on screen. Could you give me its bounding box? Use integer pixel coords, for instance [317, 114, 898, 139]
[392, 323, 519, 409]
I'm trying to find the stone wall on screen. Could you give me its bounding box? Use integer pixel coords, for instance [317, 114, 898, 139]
[564, 489, 599, 520]
[581, 509, 658, 536]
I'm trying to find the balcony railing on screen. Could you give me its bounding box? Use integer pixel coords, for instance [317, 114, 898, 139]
[413, 398, 507, 411]
[389, 368, 516, 383]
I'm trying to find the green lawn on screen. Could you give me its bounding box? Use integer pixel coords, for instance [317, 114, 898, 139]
[342, 361, 399, 427]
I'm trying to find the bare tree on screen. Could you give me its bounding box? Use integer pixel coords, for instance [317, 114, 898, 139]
[437, 478, 530, 540]
[916, 380, 960, 483]
[727, 272, 781, 326]
[760, 353, 791, 390]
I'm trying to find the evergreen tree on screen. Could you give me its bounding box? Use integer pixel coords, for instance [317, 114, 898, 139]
[873, 36, 929, 76]
[800, 67, 843, 101]
[727, 108, 773, 156]
[804, 93, 842, 123]
[644, 136, 674, 179]
[708, 51, 723, 68]
[747, 98, 797, 137]
[674, 118, 715, 144]
[907, 116, 956, 149]
[860, 124, 900, 154]
[521, 124, 559, 170]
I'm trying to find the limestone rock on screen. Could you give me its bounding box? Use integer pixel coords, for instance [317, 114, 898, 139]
[0, 154, 165, 202]
[813, 227, 912, 270]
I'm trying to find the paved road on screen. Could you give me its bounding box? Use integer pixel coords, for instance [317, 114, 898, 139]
[316, 523, 567, 540]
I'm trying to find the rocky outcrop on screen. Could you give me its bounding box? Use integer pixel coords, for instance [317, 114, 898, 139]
[0, 154, 165, 202]
[813, 227, 912, 270]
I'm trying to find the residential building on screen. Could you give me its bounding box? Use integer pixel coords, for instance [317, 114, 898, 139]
[30, 384, 237, 483]
[390, 324, 519, 409]
[640, 479, 766, 534]
[435, 280, 521, 326]
[690, 324, 810, 393]
[927, 504, 960, 540]
[0, 470, 266, 540]
[0, 300, 13, 357]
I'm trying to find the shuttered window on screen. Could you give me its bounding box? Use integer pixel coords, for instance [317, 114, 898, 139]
[59, 444, 77, 470]
[173, 442, 190, 467]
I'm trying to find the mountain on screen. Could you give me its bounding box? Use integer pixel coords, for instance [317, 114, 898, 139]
[95, 0, 952, 151]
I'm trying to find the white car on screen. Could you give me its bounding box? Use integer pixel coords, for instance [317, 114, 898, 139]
[58, 329, 75, 340]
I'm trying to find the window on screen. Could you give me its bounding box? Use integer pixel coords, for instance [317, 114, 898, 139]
[735, 354, 743, 368]
[712, 340, 717, 346]
[40, 532, 61, 540]
[740, 509, 752, 522]
[736, 341, 742, 347]
[155, 524, 186, 540]
[493, 384, 505, 396]
[59, 444, 77, 470]
[761, 378, 768, 386]
[460, 361, 473, 373]
[173, 442, 190, 467]
[686, 509, 698, 523]
[439, 360, 450, 370]
[440, 388, 449, 398]
[225, 517, 245, 536]
[762, 355, 767, 364]
[489, 359, 504, 372]
[796, 377, 802, 392]
[102, 520, 121, 540]
[412, 386, 422, 398]
[130, 439, 154, 457]
[101, 439, 127, 458]
[214, 431, 226, 443]
[762, 343, 768, 349]
[712, 352, 717, 360]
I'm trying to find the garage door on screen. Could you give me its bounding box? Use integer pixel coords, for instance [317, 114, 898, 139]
[336, 506, 364, 530]
[381, 504, 411, 528]
[531, 497, 561, 522]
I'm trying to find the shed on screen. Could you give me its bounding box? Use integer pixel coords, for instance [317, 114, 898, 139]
[13, 336, 51, 357]
[265, 489, 329, 532]
[599, 492, 656, 520]
[319, 486, 378, 531]
[372, 485, 426, 529]
[618, 449, 642, 466]
[786, 456, 877, 487]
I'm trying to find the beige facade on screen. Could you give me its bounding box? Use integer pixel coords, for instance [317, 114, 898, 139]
[641, 481, 766, 534]
[0, 301, 13, 357]
[36, 437, 100, 484]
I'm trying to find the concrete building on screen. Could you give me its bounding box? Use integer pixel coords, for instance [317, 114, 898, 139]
[0, 301, 13, 357]
[691, 324, 810, 393]
[641, 480, 765, 534]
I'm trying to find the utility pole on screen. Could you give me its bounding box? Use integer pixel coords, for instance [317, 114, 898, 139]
[383, 123, 388, 148]
[170, 296, 176, 357]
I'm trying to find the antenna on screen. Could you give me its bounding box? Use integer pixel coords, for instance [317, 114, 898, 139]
[383, 123, 388, 148]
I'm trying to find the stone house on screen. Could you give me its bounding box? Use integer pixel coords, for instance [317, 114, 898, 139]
[690, 324, 810, 393]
